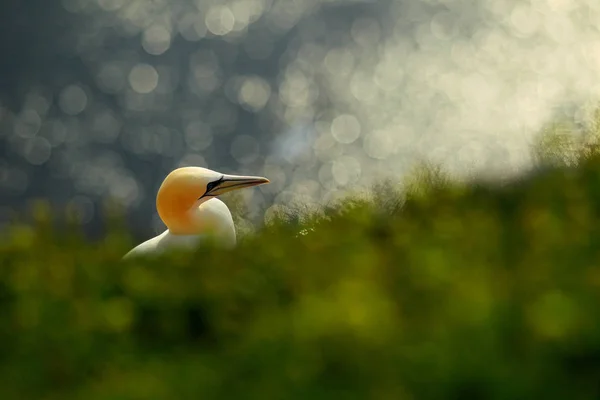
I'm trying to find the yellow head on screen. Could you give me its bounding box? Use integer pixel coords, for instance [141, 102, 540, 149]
[156, 167, 269, 234]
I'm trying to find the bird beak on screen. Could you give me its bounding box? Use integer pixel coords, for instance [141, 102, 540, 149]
[205, 174, 270, 197]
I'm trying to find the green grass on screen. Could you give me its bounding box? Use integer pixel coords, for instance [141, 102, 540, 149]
[3, 114, 600, 399]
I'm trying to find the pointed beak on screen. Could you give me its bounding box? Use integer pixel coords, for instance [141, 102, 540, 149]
[205, 174, 270, 197]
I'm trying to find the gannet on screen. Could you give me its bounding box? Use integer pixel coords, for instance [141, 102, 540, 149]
[123, 167, 269, 259]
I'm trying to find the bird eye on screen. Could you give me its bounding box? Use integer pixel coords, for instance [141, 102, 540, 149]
[203, 176, 224, 197]
[206, 181, 217, 192]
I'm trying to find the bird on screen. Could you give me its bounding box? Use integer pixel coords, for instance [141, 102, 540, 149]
[123, 166, 269, 259]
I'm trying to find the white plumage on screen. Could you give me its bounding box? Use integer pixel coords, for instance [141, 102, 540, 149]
[123, 167, 269, 259]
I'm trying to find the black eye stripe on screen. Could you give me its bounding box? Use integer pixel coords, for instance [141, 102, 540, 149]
[206, 180, 217, 192]
[200, 175, 224, 199]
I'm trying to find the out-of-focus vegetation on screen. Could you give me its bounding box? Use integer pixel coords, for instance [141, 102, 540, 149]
[2, 118, 600, 399]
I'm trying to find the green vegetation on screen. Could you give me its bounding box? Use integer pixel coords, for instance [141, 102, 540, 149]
[3, 117, 600, 399]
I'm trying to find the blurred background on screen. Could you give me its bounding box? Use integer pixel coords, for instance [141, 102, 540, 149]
[1, 0, 600, 240]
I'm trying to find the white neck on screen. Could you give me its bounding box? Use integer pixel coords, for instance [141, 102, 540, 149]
[166, 198, 237, 247]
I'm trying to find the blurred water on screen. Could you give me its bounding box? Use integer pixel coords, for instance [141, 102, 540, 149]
[1, 0, 600, 239]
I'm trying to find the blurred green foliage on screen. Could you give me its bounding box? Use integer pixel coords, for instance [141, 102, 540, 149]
[4, 123, 600, 399]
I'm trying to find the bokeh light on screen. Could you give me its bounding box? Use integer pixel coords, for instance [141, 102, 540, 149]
[129, 64, 159, 94]
[2, 0, 600, 238]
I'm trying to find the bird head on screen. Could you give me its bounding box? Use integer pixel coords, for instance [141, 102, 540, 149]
[156, 166, 269, 233]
